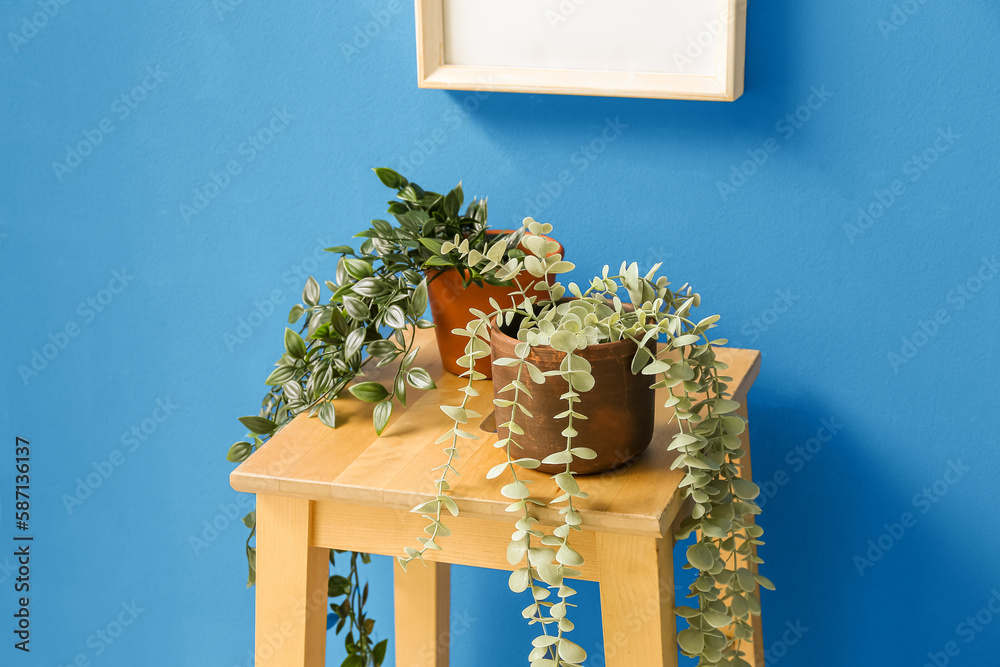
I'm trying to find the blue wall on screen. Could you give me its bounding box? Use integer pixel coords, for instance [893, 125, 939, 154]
[2, 0, 999, 665]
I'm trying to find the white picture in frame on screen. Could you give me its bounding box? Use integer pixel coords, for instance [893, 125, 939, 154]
[416, 0, 747, 101]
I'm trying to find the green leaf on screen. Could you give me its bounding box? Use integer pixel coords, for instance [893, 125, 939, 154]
[345, 328, 365, 359]
[703, 610, 732, 628]
[411, 279, 429, 317]
[324, 245, 355, 255]
[349, 381, 390, 403]
[302, 276, 320, 306]
[241, 511, 255, 529]
[631, 345, 654, 374]
[384, 305, 407, 330]
[722, 415, 747, 435]
[501, 481, 530, 499]
[731, 478, 760, 500]
[641, 359, 672, 375]
[264, 364, 295, 386]
[402, 347, 419, 368]
[423, 255, 452, 267]
[507, 539, 528, 565]
[329, 574, 351, 597]
[549, 331, 578, 353]
[554, 472, 579, 495]
[419, 238, 444, 254]
[523, 235, 547, 257]
[568, 371, 595, 393]
[713, 399, 741, 414]
[509, 567, 531, 593]
[526, 363, 545, 385]
[406, 367, 436, 390]
[670, 361, 695, 381]
[373, 400, 392, 435]
[441, 405, 469, 423]
[342, 295, 369, 320]
[287, 304, 305, 324]
[227, 441, 253, 462]
[443, 184, 463, 218]
[239, 416, 278, 435]
[487, 462, 508, 480]
[686, 543, 714, 570]
[398, 184, 420, 203]
[731, 593, 750, 618]
[485, 239, 507, 265]
[541, 450, 573, 465]
[353, 278, 389, 297]
[548, 260, 575, 274]
[532, 635, 560, 648]
[367, 339, 397, 357]
[411, 500, 439, 514]
[702, 517, 730, 538]
[557, 639, 586, 663]
[677, 628, 705, 654]
[246, 545, 255, 587]
[371, 218, 394, 235]
[675, 606, 702, 619]
[439, 495, 459, 516]
[284, 328, 307, 358]
[394, 369, 407, 406]
[318, 401, 336, 429]
[556, 544, 584, 567]
[373, 167, 405, 189]
[343, 257, 374, 280]
[523, 255, 545, 277]
[373, 639, 388, 666]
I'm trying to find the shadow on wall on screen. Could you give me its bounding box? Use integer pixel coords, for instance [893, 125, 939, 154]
[747, 383, 993, 666]
[406, 0, 815, 236]
[430, 0, 806, 147]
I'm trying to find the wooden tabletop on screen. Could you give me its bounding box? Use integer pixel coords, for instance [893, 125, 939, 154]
[231, 328, 760, 538]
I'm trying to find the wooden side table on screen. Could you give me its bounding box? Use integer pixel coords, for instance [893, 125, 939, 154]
[230, 329, 763, 667]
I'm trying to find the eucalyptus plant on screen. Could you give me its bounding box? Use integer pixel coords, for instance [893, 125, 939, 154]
[226, 168, 517, 667]
[400, 218, 771, 666]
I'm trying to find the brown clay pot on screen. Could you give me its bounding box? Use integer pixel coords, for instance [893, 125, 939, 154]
[426, 232, 563, 378]
[490, 312, 657, 475]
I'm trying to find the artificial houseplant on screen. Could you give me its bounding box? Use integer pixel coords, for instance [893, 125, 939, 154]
[227, 169, 534, 666]
[398, 217, 771, 666]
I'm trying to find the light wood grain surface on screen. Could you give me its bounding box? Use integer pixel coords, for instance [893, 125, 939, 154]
[255, 495, 328, 666]
[231, 328, 761, 539]
[393, 559, 450, 667]
[597, 533, 679, 667]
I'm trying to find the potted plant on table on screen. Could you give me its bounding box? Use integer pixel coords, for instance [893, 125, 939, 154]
[227, 170, 562, 666]
[399, 217, 771, 666]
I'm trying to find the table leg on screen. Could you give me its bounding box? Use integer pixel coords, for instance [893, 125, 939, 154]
[393, 560, 450, 667]
[256, 495, 328, 666]
[597, 533, 677, 667]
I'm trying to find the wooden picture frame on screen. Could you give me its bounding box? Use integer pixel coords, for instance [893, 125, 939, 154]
[415, 0, 747, 102]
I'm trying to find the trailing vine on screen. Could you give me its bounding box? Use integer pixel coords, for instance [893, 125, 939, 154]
[228, 168, 526, 667]
[329, 550, 388, 667]
[401, 217, 770, 665]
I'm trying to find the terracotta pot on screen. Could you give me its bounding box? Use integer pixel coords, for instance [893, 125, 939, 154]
[490, 310, 656, 475]
[426, 232, 563, 378]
